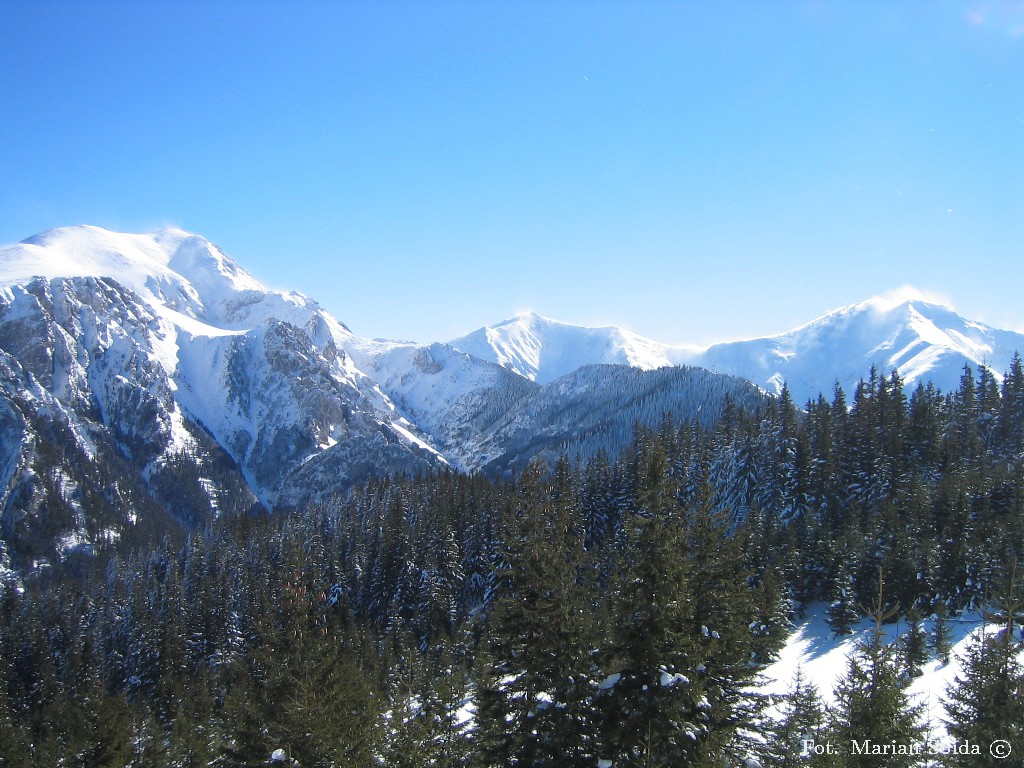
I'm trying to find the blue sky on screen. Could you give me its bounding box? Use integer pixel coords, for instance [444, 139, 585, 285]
[2, 1, 1022, 344]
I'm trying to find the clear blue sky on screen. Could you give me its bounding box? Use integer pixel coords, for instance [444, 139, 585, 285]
[2, 1, 1022, 344]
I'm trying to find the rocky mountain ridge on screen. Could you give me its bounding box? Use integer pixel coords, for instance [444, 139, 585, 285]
[2, 224, 1019, 577]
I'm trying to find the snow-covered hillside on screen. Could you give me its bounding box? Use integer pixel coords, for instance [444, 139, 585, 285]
[342, 337, 537, 470]
[762, 605, 1021, 747]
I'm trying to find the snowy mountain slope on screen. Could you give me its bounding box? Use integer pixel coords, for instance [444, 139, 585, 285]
[0, 275, 258, 572]
[693, 296, 1024, 404]
[452, 296, 1024, 405]
[467, 364, 764, 475]
[343, 338, 538, 470]
[0, 226, 444, 532]
[448, 311, 699, 384]
[344, 340, 764, 474]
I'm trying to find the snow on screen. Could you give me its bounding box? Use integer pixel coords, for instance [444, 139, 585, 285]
[343, 338, 519, 470]
[597, 672, 621, 690]
[446, 294, 1024, 403]
[0, 225, 330, 336]
[659, 668, 690, 687]
[449, 312, 699, 385]
[0, 225, 445, 507]
[760, 604, 1017, 741]
[56, 530, 92, 559]
[692, 296, 1023, 402]
[389, 419, 448, 463]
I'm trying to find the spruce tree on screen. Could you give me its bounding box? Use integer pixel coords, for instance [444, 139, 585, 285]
[682, 477, 767, 765]
[383, 642, 471, 768]
[901, 607, 928, 679]
[596, 441, 702, 767]
[473, 460, 597, 767]
[943, 564, 1024, 766]
[930, 602, 953, 665]
[826, 559, 860, 637]
[942, 627, 1024, 767]
[597, 440, 764, 767]
[762, 667, 835, 768]
[829, 569, 925, 768]
[167, 679, 217, 768]
[281, 631, 381, 768]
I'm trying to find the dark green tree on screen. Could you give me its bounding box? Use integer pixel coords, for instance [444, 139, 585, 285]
[943, 564, 1024, 766]
[596, 444, 701, 767]
[762, 666, 836, 768]
[829, 570, 925, 768]
[473, 460, 597, 767]
[901, 607, 929, 679]
[930, 602, 953, 665]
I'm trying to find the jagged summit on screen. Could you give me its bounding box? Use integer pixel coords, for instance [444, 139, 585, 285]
[0, 225, 442, 518]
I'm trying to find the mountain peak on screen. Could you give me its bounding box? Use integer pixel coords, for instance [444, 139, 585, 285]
[696, 290, 1019, 401]
[0, 225, 291, 331]
[449, 313, 693, 384]
[499, 310, 558, 328]
[859, 286, 954, 314]
[450, 289, 1022, 400]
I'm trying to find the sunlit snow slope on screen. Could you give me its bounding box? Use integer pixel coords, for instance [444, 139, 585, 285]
[451, 297, 1024, 404]
[694, 295, 1024, 403]
[448, 311, 699, 384]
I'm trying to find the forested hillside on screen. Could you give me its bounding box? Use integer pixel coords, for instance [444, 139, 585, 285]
[1, 358, 1022, 766]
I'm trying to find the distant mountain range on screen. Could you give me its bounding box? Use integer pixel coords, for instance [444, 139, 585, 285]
[449, 300, 1024, 404]
[1, 225, 1020, 573]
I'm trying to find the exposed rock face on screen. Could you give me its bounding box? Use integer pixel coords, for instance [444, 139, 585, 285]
[0, 227, 442, 573]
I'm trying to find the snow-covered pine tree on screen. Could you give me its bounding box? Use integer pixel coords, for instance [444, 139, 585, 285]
[596, 440, 702, 767]
[825, 556, 860, 637]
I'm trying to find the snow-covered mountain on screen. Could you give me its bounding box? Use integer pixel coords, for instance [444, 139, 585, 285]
[0, 226, 443, 567]
[0, 225, 762, 573]
[3, 223, 1021, 575]
[448, 311, 698, 384]
[694, 295, 1024, 404]
[453, 297, 1024, 405]
[342, 339, 762, 474]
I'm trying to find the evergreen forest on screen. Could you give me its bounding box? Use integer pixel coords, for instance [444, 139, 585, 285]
[2, 358, 1023, 767]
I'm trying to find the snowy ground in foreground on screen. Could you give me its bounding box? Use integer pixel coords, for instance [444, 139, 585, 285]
[761, 603, 995, 735]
